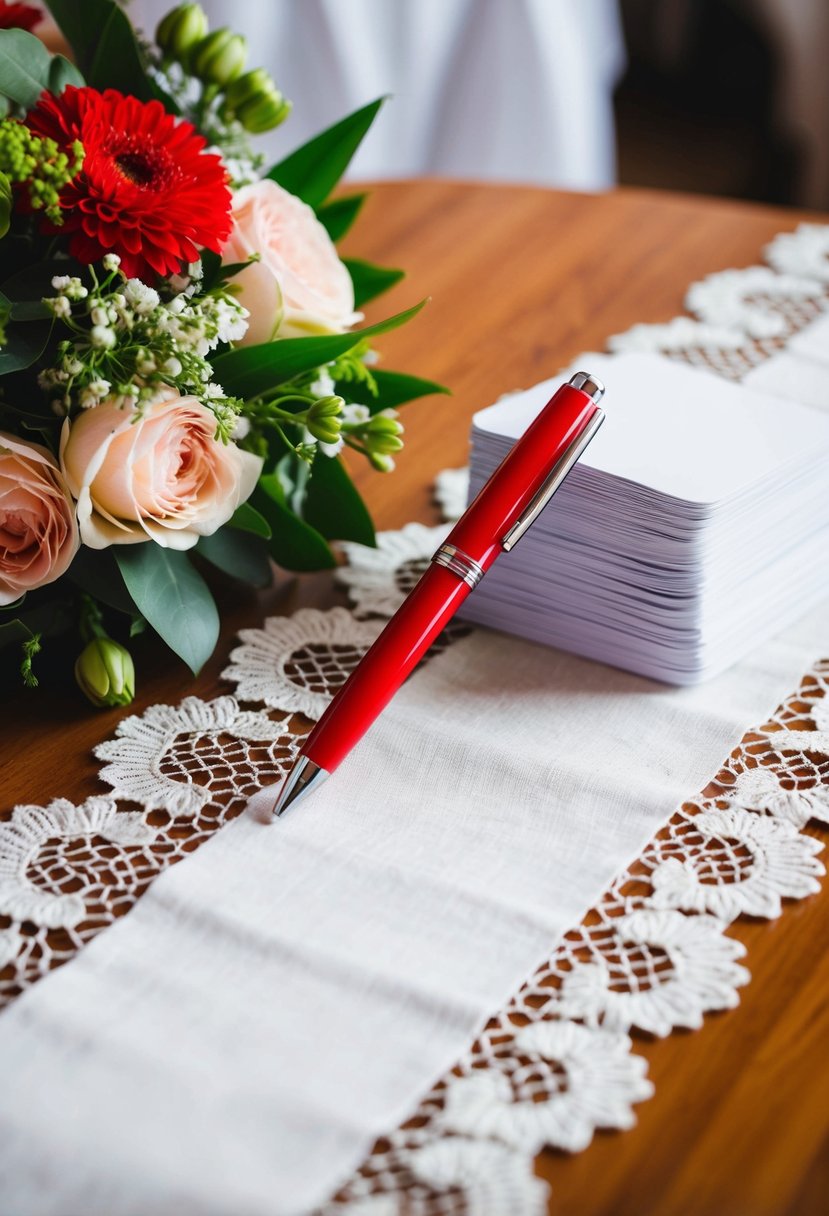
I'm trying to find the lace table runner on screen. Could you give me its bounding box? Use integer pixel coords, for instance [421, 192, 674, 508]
[0, 223, 827, 1215]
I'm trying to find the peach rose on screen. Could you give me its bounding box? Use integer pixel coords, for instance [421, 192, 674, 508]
[0, 432, 79, 605]
[60, 389, 263, 550]
[222, 178, 358, 345]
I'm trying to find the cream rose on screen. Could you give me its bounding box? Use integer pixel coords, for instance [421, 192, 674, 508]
[0, 433, 79, 605]
[60, 389, 263, 550]
[222, 178, 359, 345]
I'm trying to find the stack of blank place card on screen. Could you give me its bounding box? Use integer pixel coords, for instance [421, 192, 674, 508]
[461, 352, 829, 684]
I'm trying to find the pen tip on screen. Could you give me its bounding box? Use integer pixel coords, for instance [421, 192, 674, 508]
[271, 756, 329, 818]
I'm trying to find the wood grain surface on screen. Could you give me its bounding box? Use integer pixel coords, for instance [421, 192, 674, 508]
[1, 182, 827, 1215]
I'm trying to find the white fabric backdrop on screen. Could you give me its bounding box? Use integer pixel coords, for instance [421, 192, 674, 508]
[0, 605, 825, 1215]
[130, 0, 625, 189]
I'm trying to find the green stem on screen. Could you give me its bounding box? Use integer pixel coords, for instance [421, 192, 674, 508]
[248, 389, 315, 408]
[79, 593, 109, 645]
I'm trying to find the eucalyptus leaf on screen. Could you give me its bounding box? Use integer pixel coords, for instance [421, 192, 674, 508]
[266, 98, 385, 208]
[8, 298, 51, 322]
[317, 193, 367, 242]
[0, 617, 28, 649]
[253, 477, 336, 571]
[67, 548, 136, 615]
[343, 258, 405, 308]
[0, 318, 50, 375]
[229, 501, 272, 539]
[303, 452, 376, 547]
[129, 614, 147, 639]
[115, 546, 219, 675]
[47, 53, 85, 94]
[196, 528, 273, 588]
[0, 28, 53, 109]
[1, 258, 78, 321]
[1, 258, 83, 303]
[0, 597, 73, 648]
[212, 299, 426, 400]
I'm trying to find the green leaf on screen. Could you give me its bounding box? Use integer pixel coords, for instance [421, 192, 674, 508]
[0, 318, 50, 374]
[0, 28, 52, 109]
[44, 0, 176, 109]
[196, 528, 273, 588]
[0, 615, 29, 649]
[2, 258, 82, 303]
[317, 193, 367, 242]
[211, 299, 426, 400]
[0, 288, 51, 323]
[266, 97, 385, 208]
[8, 299, 51, 322]
[304, 452, 375, 547]
[253, 476, 336, 572]
[115, 546, 219, 675]
[228, 501, 272, 539]
[365, 369, 451, 412]
[343, 258, 405, 308]
[199, 249, 253, 292]
[0, 597, 73, 648]
[129, 614, 147, 638]
[67, 548, 136, 615]
[1, 258, 83, 322]
[47, 53, 85, 94]
[0, 171, 11, 239]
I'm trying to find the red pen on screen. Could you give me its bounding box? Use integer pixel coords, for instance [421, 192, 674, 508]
[271, 371, 605, 816]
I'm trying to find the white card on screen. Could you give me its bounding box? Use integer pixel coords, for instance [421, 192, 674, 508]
[472, 352, 829, 507]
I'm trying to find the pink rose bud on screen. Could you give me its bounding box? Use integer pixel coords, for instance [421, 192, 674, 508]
[221, 179, 359, 345]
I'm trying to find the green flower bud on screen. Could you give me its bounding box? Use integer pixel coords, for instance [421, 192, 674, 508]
[221, 70, 292, 133]
[364, 412, 404, 454]
[306, 394, 344, 444]
[367, 432, 404, 455]
[222, 67, 270, 109]
[75, 638, 135, 709]
[156, 3, 208, 63]
[366, 414, 403, 436]
[238, 90, 292, 134]
[368, 451, 396, 473]
[191, 28, 248, 86]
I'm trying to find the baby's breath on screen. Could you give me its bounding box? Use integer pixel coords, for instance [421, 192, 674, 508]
[39, 263, 249, 437]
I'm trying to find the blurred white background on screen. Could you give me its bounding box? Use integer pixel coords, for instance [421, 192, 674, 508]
[129, 0, 829, 208]
[130, 0, 626, 190]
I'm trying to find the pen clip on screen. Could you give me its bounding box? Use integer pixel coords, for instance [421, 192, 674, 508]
[500, 407, 605, 552]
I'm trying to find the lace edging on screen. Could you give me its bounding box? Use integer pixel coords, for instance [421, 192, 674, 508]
[0, 222, 827, 1216]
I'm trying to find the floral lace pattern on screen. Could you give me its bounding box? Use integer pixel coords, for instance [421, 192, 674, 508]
[0, 700, 299, 1007]
[0, 222, 827, 1213]
[319, 663, 828, 1213]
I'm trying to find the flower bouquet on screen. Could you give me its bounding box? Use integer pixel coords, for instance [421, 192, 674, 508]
[0, 0, 445, 704]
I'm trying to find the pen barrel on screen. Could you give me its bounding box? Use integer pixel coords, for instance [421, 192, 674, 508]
[447, 383, 599, 567]
[302, 380, 601, 777]
[303, 564, 471, 772]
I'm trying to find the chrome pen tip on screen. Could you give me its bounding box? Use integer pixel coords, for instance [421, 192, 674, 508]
[568, 370, 606, 405]
[271, 756, 329, 818]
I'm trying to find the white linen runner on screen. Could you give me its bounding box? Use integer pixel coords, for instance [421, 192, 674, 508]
[0, 607, 826, 1215]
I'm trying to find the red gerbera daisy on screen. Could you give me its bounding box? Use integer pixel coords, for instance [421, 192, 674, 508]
[0, 2, 42, 31]
[27, 86, 232, 280]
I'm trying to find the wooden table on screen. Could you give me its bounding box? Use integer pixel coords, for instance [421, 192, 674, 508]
[2, 182, 828, 1215]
